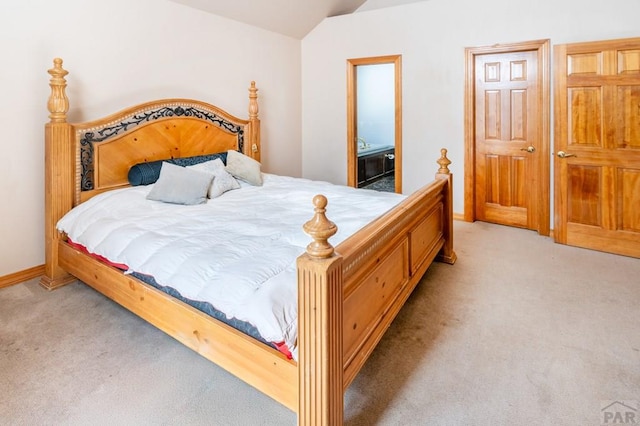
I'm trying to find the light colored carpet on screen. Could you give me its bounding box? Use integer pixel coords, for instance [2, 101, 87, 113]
[1, 221, 639, 425]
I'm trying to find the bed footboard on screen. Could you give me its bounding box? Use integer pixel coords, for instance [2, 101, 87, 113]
[296, 151, 455, 426]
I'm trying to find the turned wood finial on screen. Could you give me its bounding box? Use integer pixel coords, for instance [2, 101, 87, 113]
[248, 81, 259, 120]
[436, 148, 451, 175]
[303, 195, 338, 259]
[47, 58, 69, 123]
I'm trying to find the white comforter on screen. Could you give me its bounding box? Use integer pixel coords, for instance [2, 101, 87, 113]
[57, 174, 405, 359]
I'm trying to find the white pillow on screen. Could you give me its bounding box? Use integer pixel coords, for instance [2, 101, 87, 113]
[225, 150, 263, 186]
[189, 158, 240, 198]
[146, 162, 213, 205]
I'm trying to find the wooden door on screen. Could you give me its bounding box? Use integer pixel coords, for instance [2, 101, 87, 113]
[474, 50, 542, 229]
[554, 38, 640, 258]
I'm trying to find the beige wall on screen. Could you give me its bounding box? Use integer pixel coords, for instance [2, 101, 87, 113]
[0, 0, 301, 276]
[301, 0, 640, 215]
[4, 0, 640, 278]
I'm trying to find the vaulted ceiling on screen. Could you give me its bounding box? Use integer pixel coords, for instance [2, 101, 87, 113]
[169, 0, 428, 39]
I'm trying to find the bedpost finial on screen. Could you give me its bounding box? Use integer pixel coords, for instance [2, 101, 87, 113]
[436, 148, 451, 175]
[47, 58, 69, 123]
[248, 81, 258, 119]
[303, 194, 338, 259]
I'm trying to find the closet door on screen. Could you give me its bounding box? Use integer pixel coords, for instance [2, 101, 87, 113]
[474, 50, 540, 229]
[464, 39, 550, 235]
[554, 37, 640, 257]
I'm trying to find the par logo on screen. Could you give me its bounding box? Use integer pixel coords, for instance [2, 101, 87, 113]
[601, 400, 638, 425]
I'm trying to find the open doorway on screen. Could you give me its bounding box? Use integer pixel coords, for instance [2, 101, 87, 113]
[347, 55, 402, 193]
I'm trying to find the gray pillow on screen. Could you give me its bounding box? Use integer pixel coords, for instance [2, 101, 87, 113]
[189, 158, 240, 198]
[146, 162, 213, 205]
[225, 149, 263, 186]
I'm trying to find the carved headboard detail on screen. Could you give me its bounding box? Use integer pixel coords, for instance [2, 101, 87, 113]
[46, 58, 261, 205]
[76, 102, 247, 193]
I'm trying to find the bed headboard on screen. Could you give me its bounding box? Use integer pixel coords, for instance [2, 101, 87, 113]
[47, 58, 261, 204]
[42, 57, 260, 288]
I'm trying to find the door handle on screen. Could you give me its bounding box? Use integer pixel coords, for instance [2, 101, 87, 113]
[520, 146, 536, 153]
[385, 153, 395, 160]
[557, 150, 577, 158]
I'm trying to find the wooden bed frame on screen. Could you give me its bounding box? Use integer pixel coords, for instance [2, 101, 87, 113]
[41, 58, 456, 425]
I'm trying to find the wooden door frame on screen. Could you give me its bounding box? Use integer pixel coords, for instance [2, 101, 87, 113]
[464, 39, 551, 235]
[347, 55, 402, 192]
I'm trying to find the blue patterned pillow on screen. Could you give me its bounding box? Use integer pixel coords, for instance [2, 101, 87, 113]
[128, 152, 228, 186]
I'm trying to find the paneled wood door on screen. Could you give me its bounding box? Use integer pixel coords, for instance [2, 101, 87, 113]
[554, 38, 640, 258]
[468, 42, 549, 232]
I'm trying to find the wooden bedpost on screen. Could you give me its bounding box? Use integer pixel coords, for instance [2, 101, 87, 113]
[435, 148, 457, 265]
[247, 81, 261, 162]
[297, 195, 344, 426]
[40, 58, 76, 290]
